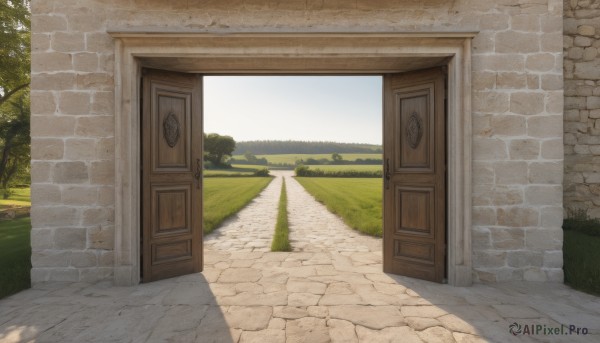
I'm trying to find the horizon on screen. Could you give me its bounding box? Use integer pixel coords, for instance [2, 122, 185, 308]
[204, 76, 383, 145]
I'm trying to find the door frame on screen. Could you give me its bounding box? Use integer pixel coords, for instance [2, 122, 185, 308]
[109, 32, 475, 286]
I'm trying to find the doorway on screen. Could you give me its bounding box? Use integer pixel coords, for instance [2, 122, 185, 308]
[110, 33, 474, 286]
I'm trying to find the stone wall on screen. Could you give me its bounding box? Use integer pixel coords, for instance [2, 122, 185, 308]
[30, 0, 564, 283]
[564, 0, 600, 219]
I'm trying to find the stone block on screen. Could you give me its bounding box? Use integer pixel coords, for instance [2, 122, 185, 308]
[506, 251, 542, 268]
[32, 52, 72, 72]
[79, 267, 113, 283]
[65, 138, 97, 160]
[31, 206, 79, 228]
[495, 31, 539, 53]
[30, 228, 54, 250]
[31, 115, 77, 137]
[82, 207, 114, 226]
[529, 162, 563, 184]
[52, 32, 85, 52]
[491, 186, 523, 206]
[96, 138, 114, 160]
[473, 138, 508, 160]
[99, 251, 114, 266]
[75, 116, 113, 138]
[472, 162, 495, 184]
[491, 228, 525, 250]
[53, 161, 89, 184]
[472, 72, 496, 91]
[86, 32, 114, 52]
[510, 92, 544, 115]
[543, 251, 562, 268]
[55, 227, 87, 250]
[540, 139, 563, 159]
[491, 115, 526, 136]
[32, 15, 68, 32]
[511, 15, 539, 32]
[90, 161, 115, 185]
[574, 60, 600, 79]
[525, 53, 556, 72]
[509, 139, 539, 160]
[31, 184, 61, 206]
[494, 161, 528, 185]
[473, 92, 509, 114]
[523, 268, 547, 282]
[91, 91, 114, 115]
[31, 250, 70, 268]
[48, 268, 80, 282]
[62, 185, 98, 206]
[31, 162, 53, 183]
[472, 207, 496, 226]
[471, 227, 491, 250]
[58, 91, 92, 115]
[31, 138, 64, 160]
[496, 73, 526, 89]
[30, 91, 56, 115]
[88, 226, 115, 250]
[525, 185, 562, 205]
[497, 207, 539, 227]
[70, 251, 98, 268]
[527, 115, 563, 137]
[472, 251, 506, 268]
[574, 36, 592, 47]
[473, 54, 525, 73]
[97, 186, 115, 206]
[76, 73, 113, 91]
[73, 53, 99, 72]
[540, 207, 563, 227]
[577, 25, 595, 36]
[31, 73, 76, 91]
[525, 227, 562, 250]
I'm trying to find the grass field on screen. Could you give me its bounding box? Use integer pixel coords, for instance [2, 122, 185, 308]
[304, 165, 382, 172]
[271, 180, 291, 252]
[204, 164, 267, 176]
[0, 217, 31, 299]
[295, 177, 382, 237]
[204, 177, 273, 234]
[232, 153, 382, 165]
[0, 188, 31, 209]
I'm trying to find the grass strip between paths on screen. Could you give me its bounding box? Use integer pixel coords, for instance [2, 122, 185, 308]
[204, 177, 273, 234]
[271, 179, 291, 252]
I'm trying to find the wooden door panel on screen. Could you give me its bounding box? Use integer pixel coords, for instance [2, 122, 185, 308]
[395, 186, 435, 238]
[153, 184, 191, 236]
[396, 87, 434, 172]
[384, 68, 446, 283]
[142, 69, 203, 283]
[153, 88, 192, 171]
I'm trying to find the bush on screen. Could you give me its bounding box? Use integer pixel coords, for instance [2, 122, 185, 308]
[562, 210, 600, 295]
[294, 165, 382, 178]
[253, 168, 270, 177]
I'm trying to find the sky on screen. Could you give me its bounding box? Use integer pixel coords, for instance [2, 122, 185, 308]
[203, 76, 382, 145]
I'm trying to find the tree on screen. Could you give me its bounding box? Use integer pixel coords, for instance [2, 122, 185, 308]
[0, 0, 31, 107]
[0, 0, 30, 196]
[331, 153, 343, 162]
[0, 94, 30, 197]
[204, 133, 236, 167]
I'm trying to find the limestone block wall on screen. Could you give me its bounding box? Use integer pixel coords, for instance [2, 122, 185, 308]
[30, 0, 564, 283]
[564, 0, 600, 218]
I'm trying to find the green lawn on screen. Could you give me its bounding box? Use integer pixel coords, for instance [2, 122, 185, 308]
[0, 187, 31, 209]
[0, 217, 31, 299]
[204, 177, 273, 234]
[305, 165, 382, 172]
[204, 164, 269, 176]
[271, 179, 291, 252]
[295, 177, 382, 237]
[232, 153, 382, 165]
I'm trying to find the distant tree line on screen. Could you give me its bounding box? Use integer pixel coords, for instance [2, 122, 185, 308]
[295, 165, 382, 178]
[233, 140, 382, 155]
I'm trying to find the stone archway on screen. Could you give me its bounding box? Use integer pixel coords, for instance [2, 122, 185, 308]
[109, 33, 474, 286]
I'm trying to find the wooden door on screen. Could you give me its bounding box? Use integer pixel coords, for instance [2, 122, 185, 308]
[383, 68, 446, 283]
[141, 69, 203, 282]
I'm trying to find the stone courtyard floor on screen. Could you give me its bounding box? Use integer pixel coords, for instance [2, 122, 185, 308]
[1, 172, 599, 342]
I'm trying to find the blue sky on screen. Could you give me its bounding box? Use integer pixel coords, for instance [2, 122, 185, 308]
[204, 76, 382, 145]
